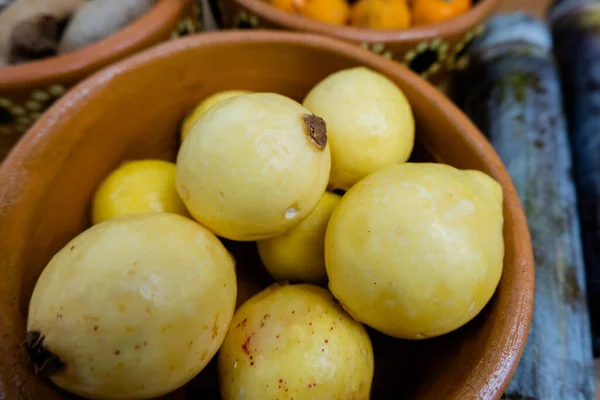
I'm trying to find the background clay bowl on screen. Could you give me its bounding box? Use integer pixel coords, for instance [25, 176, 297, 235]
[208, 0, 499, 85]
[0, 0, 201, 162]
[0, 30, 533, 399]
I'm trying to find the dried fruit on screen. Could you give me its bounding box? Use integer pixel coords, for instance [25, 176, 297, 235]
[58, 0, 156, 53]
[8, 14, 62, 64]
[0, 0, 85, 66]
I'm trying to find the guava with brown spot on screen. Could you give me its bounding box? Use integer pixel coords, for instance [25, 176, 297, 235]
[25, 213, 237, 399]
[176, 92, 331, 241]
[218, 283, 374, 399]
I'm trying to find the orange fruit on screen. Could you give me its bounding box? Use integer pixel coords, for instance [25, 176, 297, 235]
[350, 0, 411, 30]
[301, 0, 350, 25]
[412, 0, 472, 26]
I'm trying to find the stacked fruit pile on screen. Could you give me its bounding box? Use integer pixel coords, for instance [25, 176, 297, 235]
[266, 0, 472, 29]
[25, 66, 504, 399]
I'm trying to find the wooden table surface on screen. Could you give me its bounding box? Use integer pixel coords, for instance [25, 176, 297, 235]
[498, 0, 552, 17]
[485, 1, 600, 398]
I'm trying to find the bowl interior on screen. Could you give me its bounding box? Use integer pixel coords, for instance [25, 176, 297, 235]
[0, 31, 532, 400]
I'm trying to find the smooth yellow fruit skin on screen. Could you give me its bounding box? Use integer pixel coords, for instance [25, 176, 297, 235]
[325, 163, 504, 339]
[218, 283, 374, 400]
[91, 159, 189, 225]
[27, 213, 237, 399]
[303, 67, 415, 191]
[257, 191, 341, 283]
[180, 90, 252, 142]
[176, 92, 331, 241]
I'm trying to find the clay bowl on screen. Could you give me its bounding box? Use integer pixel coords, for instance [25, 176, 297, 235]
[0, 30, 533, 399]
[209, 0, 499, 85]
[0, 0, 201, 161]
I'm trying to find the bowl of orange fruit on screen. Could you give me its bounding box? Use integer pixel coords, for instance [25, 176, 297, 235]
[208, 0, 499, 84]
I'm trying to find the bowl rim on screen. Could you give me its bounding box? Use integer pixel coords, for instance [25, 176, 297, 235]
[0, 0, 191, 90]
[226, 0, 500, 43]
[0, 30, 533, 399]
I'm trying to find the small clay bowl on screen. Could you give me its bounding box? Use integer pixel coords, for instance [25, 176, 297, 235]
[209, 0, 500, 85]
[0, 0, 201, 161]
[0, 31, 533, 399]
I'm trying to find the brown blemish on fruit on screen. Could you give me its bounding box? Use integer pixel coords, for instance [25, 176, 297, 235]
[25, 331, 65, 378]
[70, 245, 75, 251]
[212, 314, 220, 339]
[56, 314, 62, 319]
[143, 341, 148, 346]
[242, 332, 255, 356]
[114, 350, 120, 356]
[260, 313, 271, 328]
[302, 114, 327, 150]
[93, 326, 98, 331]
[135, 345, 141, 350]
[236, 317, 248, 328]
[200, 350, 209, 361]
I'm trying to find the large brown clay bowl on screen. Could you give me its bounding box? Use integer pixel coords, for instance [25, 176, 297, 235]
[0, 30, 533, 399]
[0, 0, 201, 161]
[209, 0, 499, 85]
